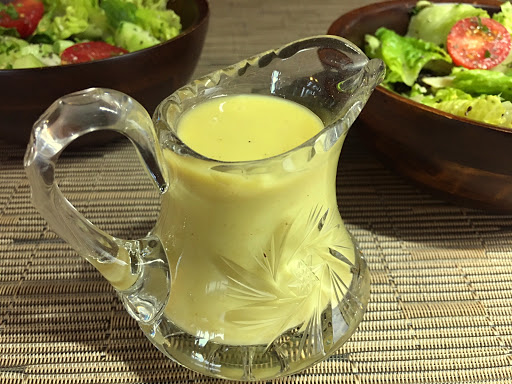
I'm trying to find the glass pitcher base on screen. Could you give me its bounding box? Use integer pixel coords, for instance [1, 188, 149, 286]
[138, 255, 369, 381]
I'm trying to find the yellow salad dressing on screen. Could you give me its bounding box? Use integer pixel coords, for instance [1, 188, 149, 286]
[154, 94, 355, 345]
[177, 94, 325, 161]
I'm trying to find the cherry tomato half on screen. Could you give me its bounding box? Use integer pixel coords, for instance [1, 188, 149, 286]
[0, 0, 44, 38]
[447, 17, 511, 70]
[61, 42, 129, 65]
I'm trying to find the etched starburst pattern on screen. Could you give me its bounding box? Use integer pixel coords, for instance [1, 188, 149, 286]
[217, 205, 356, 346]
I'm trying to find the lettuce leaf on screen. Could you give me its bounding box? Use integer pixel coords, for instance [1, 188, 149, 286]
[420, 68, 512, 100]
[114, 21, 159, 52]
[449, 68, 512, 101]
[0, 36, 60, 69]
[416, 87, 512, 128]
[365, 27, 452, 86]
[406, 1, 488, 47]
[36, 0, 110, 41]
[493, 1, 512, 33]
[129, 0, 168, 9]
[100, 0, 137, 28]
[0, 36, 28, 68]
[134, 6, 181, 42]
[489, 2, 512, 73]
[101, 0, 181, 43]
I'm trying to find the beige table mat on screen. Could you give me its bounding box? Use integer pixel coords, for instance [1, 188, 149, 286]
[1, 132, 511, 384]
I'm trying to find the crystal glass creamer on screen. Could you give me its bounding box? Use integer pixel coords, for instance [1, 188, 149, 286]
[24, 36, 384, 381]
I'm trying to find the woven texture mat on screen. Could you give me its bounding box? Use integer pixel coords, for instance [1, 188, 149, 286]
[1, 133, 512, 384]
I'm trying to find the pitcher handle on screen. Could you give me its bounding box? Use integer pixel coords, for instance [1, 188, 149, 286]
[23, 88, 170, 321]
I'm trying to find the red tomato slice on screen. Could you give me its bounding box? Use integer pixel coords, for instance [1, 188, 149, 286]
[61, 42, 129, 65]
[447, 17, 511, 70]
[0, 0, 44, 38]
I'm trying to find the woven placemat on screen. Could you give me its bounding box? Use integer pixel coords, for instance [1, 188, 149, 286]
[1, 133, 511, 384]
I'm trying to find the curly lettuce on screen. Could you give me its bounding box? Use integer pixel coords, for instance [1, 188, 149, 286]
[134, 5, 181, 42]
[36, 0, 108, 40]
[100, 0, 181, 44]
[493, 1, 512, 33]
[34, 0, 181, 50]
[415, 87, 512, 127]
[365, 27, 451, 86]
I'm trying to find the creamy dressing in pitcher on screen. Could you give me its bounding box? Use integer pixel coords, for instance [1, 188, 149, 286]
[177, 94, 324, 161]
[154, 94, 355, 345]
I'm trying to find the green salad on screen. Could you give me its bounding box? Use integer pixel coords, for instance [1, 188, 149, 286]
[0, 0, 182, 69]
[365, 1, 512, 129]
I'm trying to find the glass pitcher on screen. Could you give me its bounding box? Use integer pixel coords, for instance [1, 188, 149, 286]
[24, 35, 384, 381]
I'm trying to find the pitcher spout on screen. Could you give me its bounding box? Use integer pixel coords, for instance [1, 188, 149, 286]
[364, 58, 387, 90]
[260, 36, 385, 145]
[326, 56, 385, 141]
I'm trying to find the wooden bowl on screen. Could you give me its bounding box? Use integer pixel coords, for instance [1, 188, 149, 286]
[328, 0, 512, 213]
[0, 0, 209, 147]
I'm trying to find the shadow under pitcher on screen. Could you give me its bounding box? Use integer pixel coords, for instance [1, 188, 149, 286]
[23, 35, 384, 381]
